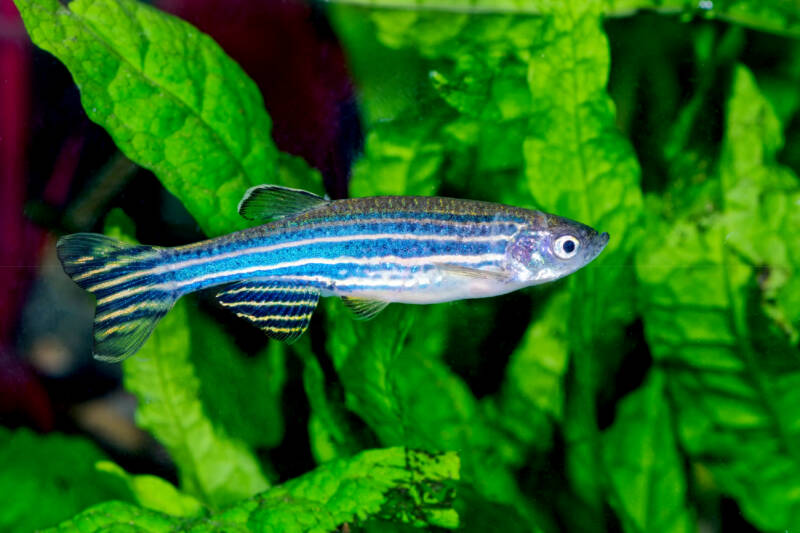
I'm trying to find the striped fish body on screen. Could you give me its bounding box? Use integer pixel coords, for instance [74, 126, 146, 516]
[58, 187, 609, 361]
[168, 196, 543, 304]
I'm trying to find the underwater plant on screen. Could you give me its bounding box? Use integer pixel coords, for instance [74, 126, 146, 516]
[3, 0, 800, 531]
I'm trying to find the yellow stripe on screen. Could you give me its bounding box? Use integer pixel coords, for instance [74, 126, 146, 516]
[219, 300, 316, 308]
[262, 326, 304, 334]
[235, 312, 311, 322]
[219, 285, 312, 296]
[95, 321, 138, 339]
[95, 301, 163, 323]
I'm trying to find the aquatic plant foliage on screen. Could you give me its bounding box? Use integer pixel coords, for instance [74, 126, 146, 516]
[9, 0, 800, 531]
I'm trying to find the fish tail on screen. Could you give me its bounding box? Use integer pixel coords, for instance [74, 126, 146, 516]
[56, 233, 175, 362]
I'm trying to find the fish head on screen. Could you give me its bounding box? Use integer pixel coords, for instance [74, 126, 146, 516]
[507, 214, 609, 285]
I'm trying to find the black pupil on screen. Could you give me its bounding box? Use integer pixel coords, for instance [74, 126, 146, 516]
[563, 239, 576, 254]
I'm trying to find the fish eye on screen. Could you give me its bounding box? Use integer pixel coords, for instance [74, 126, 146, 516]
[553, 235, 579, 259]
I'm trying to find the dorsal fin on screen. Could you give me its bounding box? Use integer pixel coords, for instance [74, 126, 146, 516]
[238, 185, 329, 221]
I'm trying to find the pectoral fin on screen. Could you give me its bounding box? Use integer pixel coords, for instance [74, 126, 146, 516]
[216, 279, 319, 343]
[341, 297, 390, 320]
[238, 185, 329, 221]
[435, 263, 513, 282]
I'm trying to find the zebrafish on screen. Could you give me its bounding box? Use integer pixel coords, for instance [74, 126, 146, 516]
[57, 185, 609, 361]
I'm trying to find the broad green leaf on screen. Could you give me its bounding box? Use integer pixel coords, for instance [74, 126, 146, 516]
[104, 210, 270, 506]
[190, 316, 287, 451]
[324, 302, 546, 530]
[0, 427, 132, 532]
[636, 65, 800, 531]
[275, 152, 327, 197]
[520, 2, 643, 521]
[335, 3, 642, 527]
[44, 501, 175, 533]
[608, 0, 800, 38]
[484, 290, 570, 461]
[294, 337, 362, 464]
[602, 371, 696, 533]
[47, 448, 460, 532]
[96, 461, 204, 518]
[523, 2, 642, 329]
[14, 0, 278, 237]
[349, 117, 449, 197]
[123, 299, 269, 508]
[328, 6, 434, 126]
[719, 68, 800, 343]
[327, 0, 800, 37]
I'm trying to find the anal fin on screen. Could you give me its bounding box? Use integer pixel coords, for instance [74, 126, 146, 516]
[341, 297, 390, 321]
[216, 280, 319, 343]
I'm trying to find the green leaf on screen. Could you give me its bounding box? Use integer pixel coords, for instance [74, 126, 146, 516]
[607, 0, 800, 38]
[602, 371, 696, 533]
[519, 2, 643, 520]
[324, 301, 546, 529]
[329, 6, 434, 126]
[104, 210, 270, 507]
[47, 448, 460, 532]
[190, 315, 287, 451]
[123, 299, 270, 508]
[485, 290, 570, 460]
[335, 4, 642, 526]
[349, 117, 449, 197]
[43, 501, 177, 533]
[14, 0, 278, 237]
[523, 2, 642, 328]
[636, 64, 800, 531]
[292, 336, 362, 464]
[0, 427, 132, 532]
[275, 152, 327, 197]
[327, 0, 800, 38]
[96, 461, 204, 518]
[240, 447, 460, 531]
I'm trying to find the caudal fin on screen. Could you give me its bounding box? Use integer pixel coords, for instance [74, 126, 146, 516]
[57, 233, 175, 362]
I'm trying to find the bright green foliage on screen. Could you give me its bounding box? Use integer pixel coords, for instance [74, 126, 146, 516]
[47, 448, 460, 532]
[329, 0, 800, 37]
[720, 68, 800, 344]
[233, 447, 460, 531]
[44, 501, 177, 533]
[189, 316, 287, 451]
[0, 428, 132, 533]
[609, 0, 800, 37]
[602, 371, 695, 533]
[106, 204, 285, 509]
[13, 0, 800, 531]
[636, 65, 800, 531]
[294, 338, 361, 463]
[108, 208, 289, 457]
[522, 2, 643, 520]
[123, 299, 270, 507]
[13, 0, 278, 237]
[347, 1, 644, 524]
[485, 290, 570, 458]
[324, 301, 545, 529]
[96, 461, 204, 518]
[350, 117, 449, 197]
[106, 211, 273, 508]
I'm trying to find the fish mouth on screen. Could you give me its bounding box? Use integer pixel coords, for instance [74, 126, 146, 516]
[584, 231, 609, 263]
